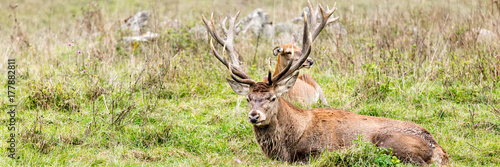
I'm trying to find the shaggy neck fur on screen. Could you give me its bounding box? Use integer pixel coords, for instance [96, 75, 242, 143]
[252, 98, 310, 162]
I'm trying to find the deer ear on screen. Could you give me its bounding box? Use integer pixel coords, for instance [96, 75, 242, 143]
[226, 78, 250, 95]
[274, 72, 299, 96]
[273, 47, 282, 56]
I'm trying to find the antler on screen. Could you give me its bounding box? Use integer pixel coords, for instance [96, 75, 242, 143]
[202, 13, 256, 85]
[270, 1, 338, 84]
[306, 0, 339, 42]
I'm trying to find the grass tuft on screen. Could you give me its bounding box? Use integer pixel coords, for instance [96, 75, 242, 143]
[313, 138, 403, 167]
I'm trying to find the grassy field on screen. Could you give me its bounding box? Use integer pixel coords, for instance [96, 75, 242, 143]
[1, 0, 499, 166]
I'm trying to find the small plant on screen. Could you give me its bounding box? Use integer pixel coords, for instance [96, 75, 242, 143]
[351, 63, 394, 104]
[26, 81, 79, 112]
[313, 137, 401, 167]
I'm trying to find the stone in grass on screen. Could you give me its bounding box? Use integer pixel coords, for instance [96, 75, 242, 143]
[476, 28, 499, 45]
[121, 11, 159, 43]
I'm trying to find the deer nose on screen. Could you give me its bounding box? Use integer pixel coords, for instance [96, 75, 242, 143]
[249, 111, 260, 123]
[307, 59, 314, 65]
[249, 115, 260, 123]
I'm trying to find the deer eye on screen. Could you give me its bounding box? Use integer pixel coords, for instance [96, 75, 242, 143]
[285, 52, 292, 54]
[270, 97, 276, 102]
[247, 98, 250, 102]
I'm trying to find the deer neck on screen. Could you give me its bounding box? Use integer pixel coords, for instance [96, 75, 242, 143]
[253, 98, 309, 131]
[272, 56, 285, 77]
[252, 98, 310, 160]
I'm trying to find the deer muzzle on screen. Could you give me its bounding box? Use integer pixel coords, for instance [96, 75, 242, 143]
[301, 58, 314, 68]
[248, 110, 261, 124]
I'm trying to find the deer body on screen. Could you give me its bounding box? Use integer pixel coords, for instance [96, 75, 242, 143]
[203, 2, 448, 165]
[252, 94, 448, 164]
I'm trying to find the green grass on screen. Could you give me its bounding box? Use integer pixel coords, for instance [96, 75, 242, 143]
[1, 0, 500, 166]
[312, 137, 404, 167]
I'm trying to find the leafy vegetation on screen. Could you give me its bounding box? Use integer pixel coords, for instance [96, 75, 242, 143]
[313, 138, 403, 167]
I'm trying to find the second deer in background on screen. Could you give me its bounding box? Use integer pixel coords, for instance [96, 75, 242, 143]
[268, 37, 327, 107]
[264, 1, 339, 107]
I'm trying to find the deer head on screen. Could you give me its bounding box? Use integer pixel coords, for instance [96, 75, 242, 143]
[272, 1, 339, 75]
[273, 36, 315, 70]
[202, 1, 337, 127]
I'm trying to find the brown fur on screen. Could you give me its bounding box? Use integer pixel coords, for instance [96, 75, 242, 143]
[248, 82, 449, 165]
[252, 82, 271, 93]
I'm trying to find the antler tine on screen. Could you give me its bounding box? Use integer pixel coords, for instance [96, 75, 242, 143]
[234, 19, 242, 30]
[229, 11, 240, 29]
[220, 17, 229, 36]
[271, 56, 294, 83]
[325, 3, 339, 25]
[202, 13, 255, 85]
[209, 36, 251, 81]
[267, 59, 273, 85]
[202, 14, 226, 47]
[302, 10, 311, 55]
[306, 0, 338, 42]
[226, 12, 240, 65]
[306, 1, 316, 26]
[208, 13, 240, 68]
[209, 38, 228, 67]
[271, 10, 311, 83]
[228, 63, 256, 85]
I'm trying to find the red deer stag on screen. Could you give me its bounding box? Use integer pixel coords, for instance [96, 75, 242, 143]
[267, 1, 338, 107]
[202, 2, 449, 165]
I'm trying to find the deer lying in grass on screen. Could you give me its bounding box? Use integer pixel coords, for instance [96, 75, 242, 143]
[202, 2, 449, 165]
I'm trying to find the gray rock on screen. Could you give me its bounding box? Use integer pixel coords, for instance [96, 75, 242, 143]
[161, 19, 182, 30]
[121, 11, 150, 35]
[237, 8, 273, 37]
[123, 31, 159, 43]
[477, 28, 499, 44]
[121, 11, 159, 43]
